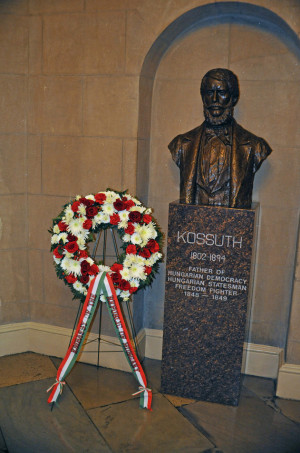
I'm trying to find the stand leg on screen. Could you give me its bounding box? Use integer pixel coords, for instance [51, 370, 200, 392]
[125, 299, 140, 361]
[69, 302, 83, 347]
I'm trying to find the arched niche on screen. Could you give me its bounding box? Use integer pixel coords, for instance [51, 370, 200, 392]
[135, 2, 300, 354]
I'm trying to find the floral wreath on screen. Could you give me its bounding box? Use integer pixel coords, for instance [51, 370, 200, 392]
[50, 189, 163, 303]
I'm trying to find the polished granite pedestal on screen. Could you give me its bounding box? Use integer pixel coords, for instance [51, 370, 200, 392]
[161, 201, 257, 406]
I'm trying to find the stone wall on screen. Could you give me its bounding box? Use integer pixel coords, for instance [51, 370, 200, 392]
[0, 0, 299, 365]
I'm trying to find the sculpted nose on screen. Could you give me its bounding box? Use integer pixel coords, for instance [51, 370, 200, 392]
[212, 90, 217, 103]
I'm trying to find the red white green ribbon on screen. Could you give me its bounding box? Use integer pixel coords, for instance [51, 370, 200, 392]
[47, 272, 152, 410]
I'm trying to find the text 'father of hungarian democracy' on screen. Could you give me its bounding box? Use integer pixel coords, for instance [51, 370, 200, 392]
[168, 68, 272, 209]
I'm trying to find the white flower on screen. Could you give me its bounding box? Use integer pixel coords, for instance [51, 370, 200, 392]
[105, 191, 118, 203]
[68, 217, 85, 235]
[102, 203, 114, 215]
[130, 278, 139, 288]
[86, 257, 94, 265]
[96, 211, 110, 224]
[98, 264, 111, 273]
[64, 205, 74, 222]
[64, 251, 73, 258]
[129, 205, 145, 213]
[131, 232, 142, 245]
[51, 234, 59, 245]
[122, 234, 131, 243]
[120, 267, 131, 281]
[130, 263, 146, 280]
[69, 259, 81, 275]
[135, 224, 153, 246]
[100, 294, 107, 302]
[86, 194, 95, 201]
[73, 281, 85, 293]
[57, 233, 68, 244]
[123, 255, 136, 267]
[76, 235, 86, 250]
[120, 290, 130, 301]
[131, 197, 141, 206]
[53, 256, 61, 265]
[119, 210, 129, 222]
[78, 204, 86, 216]
[75, 195, 81, 200]
[118, 220, 128, 229]
[53, 225, 60, 234]
[61, 257, 72, 272]
[145, 208, 152, 214]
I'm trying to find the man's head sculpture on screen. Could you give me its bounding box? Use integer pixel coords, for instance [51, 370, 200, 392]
[168, 68, 272, 209]
[200, 68, 239, 127]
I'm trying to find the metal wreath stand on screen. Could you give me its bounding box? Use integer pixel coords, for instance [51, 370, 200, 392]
[68, 228, 140, 367]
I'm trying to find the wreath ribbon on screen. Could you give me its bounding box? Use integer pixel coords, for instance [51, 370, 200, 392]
[47, 271, 152, 410]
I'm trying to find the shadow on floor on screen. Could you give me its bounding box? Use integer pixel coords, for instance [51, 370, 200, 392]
[0, 353, 299, 453]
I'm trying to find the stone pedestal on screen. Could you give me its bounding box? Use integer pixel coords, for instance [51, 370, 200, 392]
[161, 201, 257, 406]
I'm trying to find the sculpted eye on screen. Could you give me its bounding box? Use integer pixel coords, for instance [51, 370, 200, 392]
[219, 90, 226, 95]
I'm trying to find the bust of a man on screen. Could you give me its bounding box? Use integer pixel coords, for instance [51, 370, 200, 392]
[169, 68, 272, 209]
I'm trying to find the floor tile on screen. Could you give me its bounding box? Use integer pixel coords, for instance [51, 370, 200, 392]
[179, 387, 300, 453]
[88, 393, 213, 452]
[51, 357, 145, 410]
[0, 378, 111, 453]
[0, 352, 56, 388]
[242, 374, 275, 400]
[275, 397, 300, 424]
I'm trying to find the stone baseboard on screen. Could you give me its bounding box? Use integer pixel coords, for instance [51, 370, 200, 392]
[0, 322, 292, 395]
[276, 364, 300, 400]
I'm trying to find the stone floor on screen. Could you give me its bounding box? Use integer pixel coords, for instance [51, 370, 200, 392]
[0, 353, 300, 453]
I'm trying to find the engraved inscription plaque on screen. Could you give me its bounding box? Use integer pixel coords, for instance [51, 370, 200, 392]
[161, 201, 257, 406]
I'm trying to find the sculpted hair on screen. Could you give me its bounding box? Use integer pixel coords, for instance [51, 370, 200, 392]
[200, 68, 240, 104]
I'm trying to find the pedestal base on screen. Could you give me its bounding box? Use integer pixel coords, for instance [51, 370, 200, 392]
[161, 201, 257, 406]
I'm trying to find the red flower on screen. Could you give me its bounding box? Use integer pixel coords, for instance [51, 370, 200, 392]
[113, 199, 126, 211]
[58, 221, 67, 232]
[139, 248, 151, 258]
[125, 223, 135, 235]
[144, 266, 152, 275]
[81, 260, 91, 273]
[79, 250, 88, 258]
[129, 211, 142, 223]
[83, 219, 92, 230]
[129, 286, 138, 294]
[111, 263, 123, 272]
[88, 264, 99, 276]
[143, 214, 152, 224]
[71, 201, 81, 212]
[126, 244, 137, 255]
[80, 274, 90, 284]
[65, 274, 77, 284]
[67, 233, 77, 242]
[79, 197, 93, 207]
[119, 279, 130, 291]
[147, 239, 160, 253]
[53, 247, 64, 259]
[95, 193, 106, 204]
[111, 272, 121, 283]
[125, 200, 135, 210]
[86, 206, 98, 219]
[65, 241, 79, 253]
[110, 213, 120, 225]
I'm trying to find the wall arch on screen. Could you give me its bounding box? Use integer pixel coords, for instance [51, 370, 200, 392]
[135, 2, 300, 356]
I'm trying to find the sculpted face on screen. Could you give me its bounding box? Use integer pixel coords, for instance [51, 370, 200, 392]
[202, 77, 235, 126]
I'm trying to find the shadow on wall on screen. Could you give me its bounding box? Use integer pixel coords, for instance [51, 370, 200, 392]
[133, 2, 300, 352]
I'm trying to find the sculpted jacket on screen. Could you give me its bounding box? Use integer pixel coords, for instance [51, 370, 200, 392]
[168, 119, 272, 209]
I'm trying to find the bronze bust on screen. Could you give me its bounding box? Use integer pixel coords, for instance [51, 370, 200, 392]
[169, 68, 272, 209]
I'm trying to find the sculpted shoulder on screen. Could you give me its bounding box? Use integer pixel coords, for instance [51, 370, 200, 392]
[169, 124, 204, 148]
[234, 121, 271, 150]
